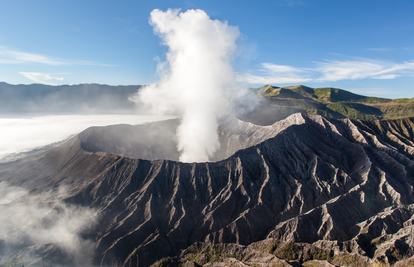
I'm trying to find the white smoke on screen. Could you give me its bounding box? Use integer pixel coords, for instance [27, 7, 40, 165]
[134, 9, 241, 162]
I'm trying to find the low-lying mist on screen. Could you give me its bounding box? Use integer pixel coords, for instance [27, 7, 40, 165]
[0, 182, 98, 266]
[131, 9, 259, 163]
[0, 114, 174, 160]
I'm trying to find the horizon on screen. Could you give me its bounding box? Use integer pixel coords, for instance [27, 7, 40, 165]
[1, 81, 413, 100]
[0, 0, 413, 98]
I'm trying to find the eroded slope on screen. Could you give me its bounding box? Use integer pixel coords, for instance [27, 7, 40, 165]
[1, 114, 414, 267]
[68, 114, 414, 266]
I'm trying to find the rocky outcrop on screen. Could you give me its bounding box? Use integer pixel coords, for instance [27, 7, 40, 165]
[1, 114, 413, 266]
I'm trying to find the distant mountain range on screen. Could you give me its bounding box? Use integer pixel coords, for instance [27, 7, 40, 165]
[245, 85, 414, 125]
[0, 82, 140, 115]
[1, 82, 414, 122]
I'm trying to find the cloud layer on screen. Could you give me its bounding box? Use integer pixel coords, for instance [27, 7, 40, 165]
[0, 182, 97, 264]
[0, 115, 173, 159]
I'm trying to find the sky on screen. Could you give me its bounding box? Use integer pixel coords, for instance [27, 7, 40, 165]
[0, 0, 413, 98]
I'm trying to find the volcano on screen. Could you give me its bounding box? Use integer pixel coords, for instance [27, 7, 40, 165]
[0, 113, 414, 266]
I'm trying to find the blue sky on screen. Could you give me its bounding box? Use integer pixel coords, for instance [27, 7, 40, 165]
[0, 0, 413, 98]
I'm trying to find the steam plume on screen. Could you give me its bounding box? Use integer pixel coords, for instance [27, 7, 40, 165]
[135, 9, 240, 162]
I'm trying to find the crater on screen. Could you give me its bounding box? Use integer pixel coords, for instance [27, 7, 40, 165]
[77, 116, 298, 162]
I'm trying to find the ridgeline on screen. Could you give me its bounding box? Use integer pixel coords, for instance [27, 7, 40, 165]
[247, 85, 414, 125]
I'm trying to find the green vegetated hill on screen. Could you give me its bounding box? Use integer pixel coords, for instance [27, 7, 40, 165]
[254, 84, 414, 121]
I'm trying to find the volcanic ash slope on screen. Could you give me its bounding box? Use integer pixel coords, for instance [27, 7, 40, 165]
[0, 113, 413, 266]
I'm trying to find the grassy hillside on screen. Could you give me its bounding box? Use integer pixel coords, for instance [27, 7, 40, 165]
[252, 85, 414, 121]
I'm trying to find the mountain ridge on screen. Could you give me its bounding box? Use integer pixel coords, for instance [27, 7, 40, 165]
[1, 81, 414, 120]
[1, 113, 414, 266]
[248, 85, 414, 124]
[0, 82, 141, 114]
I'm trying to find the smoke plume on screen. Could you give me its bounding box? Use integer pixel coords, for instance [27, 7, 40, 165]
[134, 9, 241, 162]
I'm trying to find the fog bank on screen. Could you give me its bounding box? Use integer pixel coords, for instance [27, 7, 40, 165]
[0, 115, 174, 159]
[0, 182, 98, 266]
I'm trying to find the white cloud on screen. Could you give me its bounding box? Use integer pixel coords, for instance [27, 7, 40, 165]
[390, 61, 414, 72]
[316, 60, 414, 82]
[374, 74, 399, 79]
[0, 46, 115, 66]
[316, 60, 386, 81]
[237, 63, 311, 84]
[261, 63, 302, 73]
[366, 47, 393, 52]
[19, 72, 64, 85]
[238, 58, 414, 85]
[0, 46, 65, 65]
